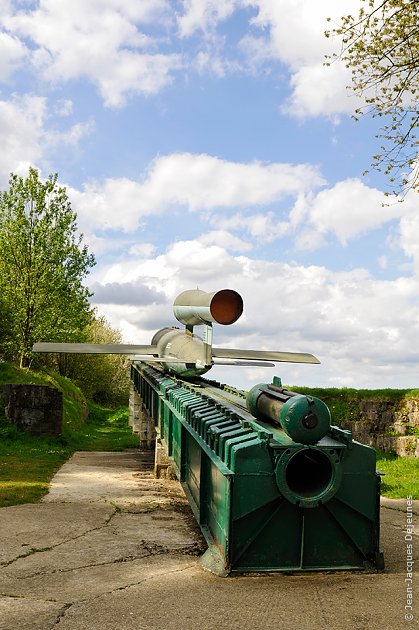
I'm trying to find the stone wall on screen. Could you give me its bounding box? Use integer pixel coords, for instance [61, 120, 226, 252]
[128, 382, 156, 449]
[341, 398, 419, 457]
[2, 384, 63, 437]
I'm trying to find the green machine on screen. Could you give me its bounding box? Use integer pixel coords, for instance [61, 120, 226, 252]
[33, 284, 384, 575]
[131, 364, 384, 576]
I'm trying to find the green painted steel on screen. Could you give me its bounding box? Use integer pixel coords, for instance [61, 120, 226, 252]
[130, 363, 384, 575]
[247, 382, 331, 444]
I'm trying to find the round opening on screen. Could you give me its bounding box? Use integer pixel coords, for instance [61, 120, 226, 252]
[210, 289, 243, 325]
[302, 411, 318, 429]
[285, 449, 333, 499]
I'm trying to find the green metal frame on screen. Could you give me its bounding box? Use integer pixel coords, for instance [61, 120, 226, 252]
[130, 363, 384, 575]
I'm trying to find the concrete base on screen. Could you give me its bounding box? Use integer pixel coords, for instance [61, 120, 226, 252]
[154, 437, 177, 479]
[0, 451, 417, 630]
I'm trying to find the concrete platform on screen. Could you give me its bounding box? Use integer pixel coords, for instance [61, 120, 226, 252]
[0, 450, 417, 630]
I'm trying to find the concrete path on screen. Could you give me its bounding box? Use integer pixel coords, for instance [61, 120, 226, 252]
[0, 450, 417, 630]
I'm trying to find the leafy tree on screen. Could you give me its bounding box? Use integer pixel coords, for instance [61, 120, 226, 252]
[0, 292, 14, 360]
[0, 167, 95, 367]
[53, 313, 130, 406]
[326, 0, 419, 195]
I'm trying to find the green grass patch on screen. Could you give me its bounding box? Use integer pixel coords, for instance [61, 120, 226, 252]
[64, 404, 140, 452]
[0, 445, 70, 507]
[376, 449, 419, 499]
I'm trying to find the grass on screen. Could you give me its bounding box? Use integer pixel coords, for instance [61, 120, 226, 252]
[376, 449, 419, 499]
[0, 361, 139, 507]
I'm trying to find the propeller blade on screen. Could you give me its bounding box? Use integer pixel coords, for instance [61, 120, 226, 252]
[212, 348, 320, 364]
[32, 343, 157, 355]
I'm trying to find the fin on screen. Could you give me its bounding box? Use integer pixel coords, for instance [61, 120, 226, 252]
[213, 359, 275, 367]
[212, 348, 320, 364]
[32, 343, 157, 355]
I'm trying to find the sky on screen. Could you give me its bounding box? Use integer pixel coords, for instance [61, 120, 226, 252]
[1, 0, 419, 391]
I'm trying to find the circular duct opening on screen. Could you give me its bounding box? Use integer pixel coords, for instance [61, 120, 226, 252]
[285, 449, 333, 499]
[210, 290, 243, 325]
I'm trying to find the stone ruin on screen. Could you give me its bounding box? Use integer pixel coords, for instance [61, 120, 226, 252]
[2, 384, 63, 437]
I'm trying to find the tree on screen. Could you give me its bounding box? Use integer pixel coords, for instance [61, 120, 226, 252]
[52, 313, 130, 406]
[0, 167, 95, 367]
[0, 292, 14, 360]
[326, 0, 419, 195]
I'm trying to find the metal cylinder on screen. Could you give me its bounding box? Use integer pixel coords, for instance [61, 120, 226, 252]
[246, 383, 331, 444]
[173, 289, 243, 326]
[275, 446, 342, 507]
[150, 327, 211, 377]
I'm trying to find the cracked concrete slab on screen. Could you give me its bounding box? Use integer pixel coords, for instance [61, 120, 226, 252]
[0, 596, 66, 630]
[0, 502, 115, 566]
[0, 449, 417, 630]
[53, 565, 414, 630]
[0, 554, 197, 603]
[41, 450, 186, 506]
[1, 509, 202, 581]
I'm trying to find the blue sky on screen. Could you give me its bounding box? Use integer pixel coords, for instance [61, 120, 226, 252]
[1, 0, 419, 390]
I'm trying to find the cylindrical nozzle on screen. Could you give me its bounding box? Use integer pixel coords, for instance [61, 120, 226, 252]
[246, 383, 331, 444]
[275, 446, 341, 507]
[173, 289, 243, 326]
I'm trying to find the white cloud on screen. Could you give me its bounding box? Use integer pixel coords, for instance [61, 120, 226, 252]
[0, 93, 93, 185]
[177, 0, 239, 37]
[396, 192, 419, 272]
[69, 152, 325, 232]
[176, 0, 367, 118]
[0, 95, 46, 182]
[198, 229, 252, 252]
[291, 179, 403, 247]
[0, 0, 366, 115]
[193, 50, 242, 77]
[5, 0, 181, 107]
[165, 240, 243, 280]
[128, 243, 157, 258]
[378, 256, 388, 270]
[282, 62, 359, 118]
[47, 120, 94, 147]
[0, 30, 27, 81]
[70, 157, 412, 256]
[213, 210, 289, 241]
[89, 241, 419, 389]
[248, 0, 337, 68]
[245, 0, 364, 118]
[142, 153, 324, 210]
[69, 177, 151, 233]
[94, 52, 182, 108]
